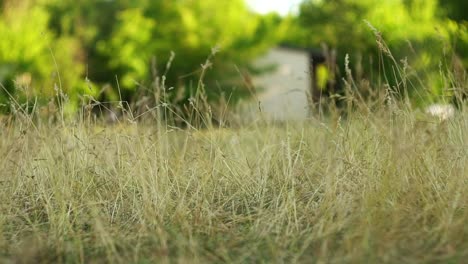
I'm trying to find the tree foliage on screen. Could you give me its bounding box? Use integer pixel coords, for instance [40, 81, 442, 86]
[0, 0, 88, 111]
[0, 0, 283, 113]
[93, 0, 283, 102]
[0, 0, 466, 113]
[288, 0, 467, 103]
[437, 0, 468, 22]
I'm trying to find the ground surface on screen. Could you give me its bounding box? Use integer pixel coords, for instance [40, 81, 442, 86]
[0, 108, 467, 263]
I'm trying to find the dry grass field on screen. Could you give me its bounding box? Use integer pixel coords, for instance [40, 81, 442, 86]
[0, 99, 467, 263]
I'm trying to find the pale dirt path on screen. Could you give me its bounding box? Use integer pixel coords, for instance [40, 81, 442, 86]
[248, 47, 311, 121]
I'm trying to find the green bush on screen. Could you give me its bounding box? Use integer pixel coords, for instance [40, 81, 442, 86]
[0, 2, 95, 113]
[0, 0, 283, 115]
[287, 0, 467, 106]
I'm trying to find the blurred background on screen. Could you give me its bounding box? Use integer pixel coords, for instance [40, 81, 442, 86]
[0, 0, 466, 118]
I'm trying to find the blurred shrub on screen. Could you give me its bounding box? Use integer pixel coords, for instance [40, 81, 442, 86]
[2, 0, 464, 115]
[0, 0, 94, 113]
[287, 0, 467, 105]
[46, 0, 283, 106]
[0, 0, 283, 115]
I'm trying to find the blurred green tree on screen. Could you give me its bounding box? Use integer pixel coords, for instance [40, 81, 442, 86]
[100, 0, 283, 104]
[0, 0, 90, 113]
[45, 0, 283, 106]
[438, 0, 468, 22]
[288, 0, 464, 104]
[0, 0, 283, 115]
